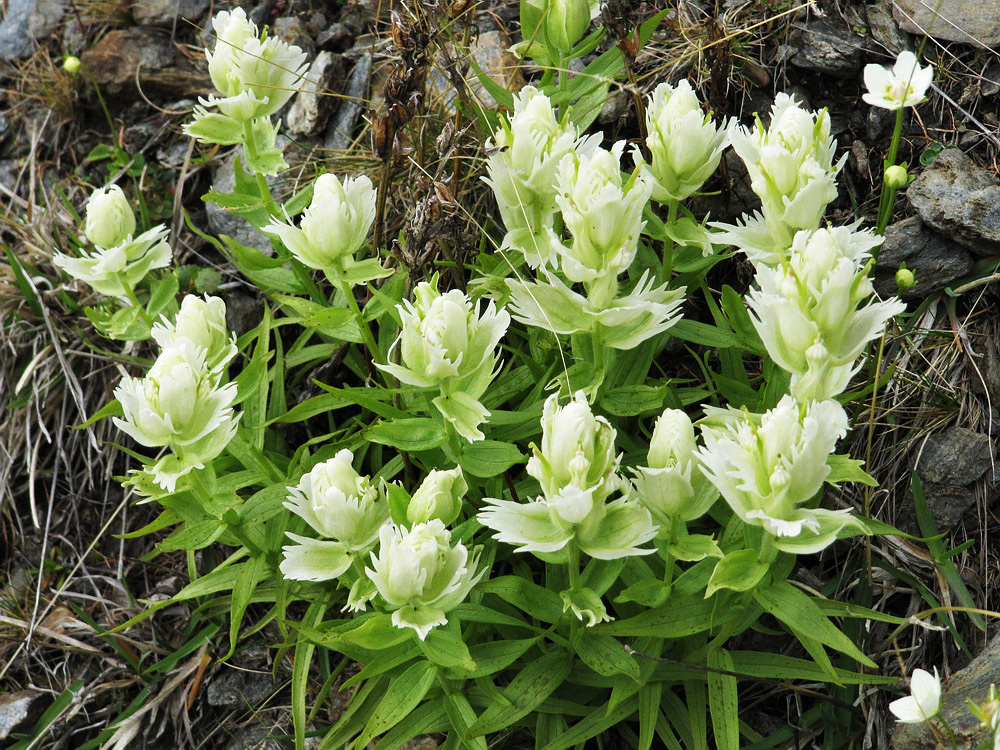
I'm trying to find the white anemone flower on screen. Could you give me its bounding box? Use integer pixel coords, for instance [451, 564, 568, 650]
[863, 51, 934, 111]
[888, 668, 941, 724]
[366, 520, 484, 640]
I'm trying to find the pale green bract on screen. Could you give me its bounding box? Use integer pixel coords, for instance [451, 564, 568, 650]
[280, 449, 389, 583]
[113, 339, 239, 491]
[366, 520, 483, 640]
[406, 467, 467, 527]
[638, 80, 730, 204]
[151, 294, 237, 373]
[377, 278, 510, 442]
[262, 173, 384, 284]
[630, 408, 718, 531]
[478, 391, 658, 562]
[746, 225, 906, 402]
[696, 396, 866, 554]
[484, 86, 599, 269]
[84, 185, 136, 249]
[719, 94, 844, 260]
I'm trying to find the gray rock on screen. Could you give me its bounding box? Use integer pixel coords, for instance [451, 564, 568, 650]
[983, 63, 1000, 98]
[893, 0, 1000, 49]
[0, 0, 65, 60]
[273, 16, 315, 58]
[317, 22, 353, 52]
[789, 20, 863, 76]
[865, 0, 910, 54]
[891, 635, 1000, 749]
[873, 216, 974, 300]
[907, 149, 1000, 258]
[131, 0, 209, 27]
[466, 31, 525, 109]
[324, 51, 372, 151]
[917, 427, 993, 486]
[0, 690, 45, 740]
[286, 51, 345, 137]
[207, 666, 278, 708]
[205, 150, 275, 254]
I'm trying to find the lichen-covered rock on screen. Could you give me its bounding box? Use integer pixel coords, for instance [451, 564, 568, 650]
[286, 51, 345, 137]
[131, 0, 209, 27]
[873, 216, 974, 301]
[893, 0, 1000, 49]
[0, 0, 65, 60]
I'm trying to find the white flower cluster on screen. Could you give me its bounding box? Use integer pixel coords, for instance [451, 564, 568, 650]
[114, 295, 240, 491]
[281, 454, 481, 640]
[53, 185, 171, 298]
[184, 8, 308, 174]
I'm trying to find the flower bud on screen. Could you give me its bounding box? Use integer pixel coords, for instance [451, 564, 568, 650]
[406, 468, 467, 526]
[366, 520, 483, 639]
[152, 295, 237, 372]
[647, 409, 695, 469]
[545, 0, 593, 55]
[895, 264, 916, 289]
[85, 185, 136, 249]
[62, 56, 81, 75]
[885, 164, 909, 189]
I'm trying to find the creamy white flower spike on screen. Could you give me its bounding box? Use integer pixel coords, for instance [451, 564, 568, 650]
[555, 141, 652, 297]
[863, 51, 934, 110]
[280, 450, 390, 582]
[366, 520, 483, 640]
[152, 295, 237, 373]
[406, 467, 467, 527]
[263, 173, 380, 282]
[484, 86, 598, 268]
[889, 668, 941, 724]
[722, 94, 843, 255]
[113, 339, 239, 490]
[639, 80, 729, 203]
[696, 396, 865, 554]
[631, 408, 717, 531]
[53, 226, 171, 298]
[377, 278, 510, 442]
[478, 391, 658, 561]
[746, 225, 906, 401]
[85, 185, 136, 249]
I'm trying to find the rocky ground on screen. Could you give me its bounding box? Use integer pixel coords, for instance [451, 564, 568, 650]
[3, 0, 1000, 747]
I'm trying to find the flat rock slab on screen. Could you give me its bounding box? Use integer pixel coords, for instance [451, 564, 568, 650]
[916, 427, 992, 486]
[894, 0, 1000, 48]
[0, 0, 65, 61]
[130, 0, 209, 27]
[906, 149, 1000, 258]
[0, 690, 45, 740]
[873, 216, 973, 301]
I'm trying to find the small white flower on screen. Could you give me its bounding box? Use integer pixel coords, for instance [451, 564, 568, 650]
[406, 467, 467, 527]
[262, 173, 378, 278]
[888, 667, 941, 724]
[366, 520, 484, 640]
[84, 185, 136, 249]
[377, 278, 510, 442]
[863, 51, 934, 110]
[151, 295, 237, 372]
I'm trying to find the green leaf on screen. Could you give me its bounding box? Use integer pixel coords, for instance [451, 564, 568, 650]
[460, 638, 540, 679]
[670, 320, 743, 349]
[155, 519, 225, 553]
[444, 693, 488, 750]
[826, 454, 878, 486]
[707, 648, 739, 750]
[74, 398, 123, 429]
[466, 649, 573, 736]
[338, 613, 412, 650]
[596, 592, 719, 638]
[356, 661, 438, 746]
[458, 440, 525, 478]
[366, 418, 447, 452]
[539, 693, 640, 750]
[754, 581, 877, 668]
[572, 631, 640, 681]
[418, 628, 476, 671]
[705, 549, 769, 597]
[599, 385, 665, 417]
[478, 576, 565, 622]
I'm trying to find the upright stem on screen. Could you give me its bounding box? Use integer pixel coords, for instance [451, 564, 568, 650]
[875, 108, 906, 238]
[336, 278, 388, 385]
[566, 541, 581, 592]
[662, 200, 679, 280]
[117, 274, 154, 327]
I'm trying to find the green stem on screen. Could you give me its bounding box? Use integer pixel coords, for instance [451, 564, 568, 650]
[662, 200, 679, 280]
[336, 278, 385, 373]
[937, 715, 959, 750]
[566, 541, 581, 592]
[116, 273, 155, 327]
[191, 469, 261, 555]
[757, 533, 776, 567]
[875, 108, 906, 238]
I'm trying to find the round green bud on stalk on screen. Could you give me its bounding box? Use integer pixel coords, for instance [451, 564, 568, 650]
[85, 185, 136, 249]
[885, 164, 908, 189]
[895, 264, 916, 289]
[62, 56, 81, 75]
[545, 0, 592, 55]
